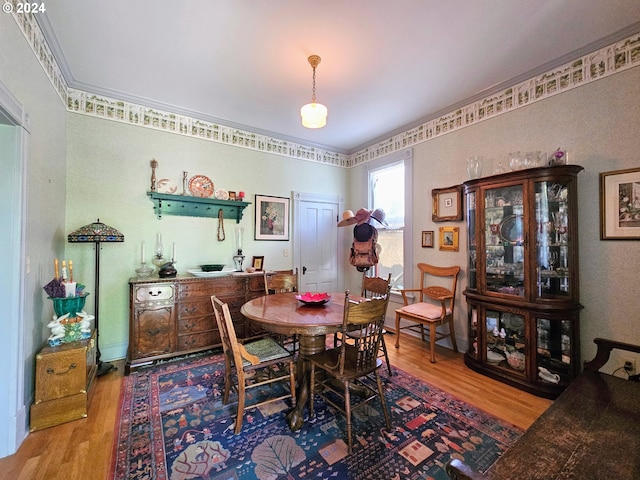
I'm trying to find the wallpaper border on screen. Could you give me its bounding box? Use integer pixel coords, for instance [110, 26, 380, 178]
[10, 7, 640, 169]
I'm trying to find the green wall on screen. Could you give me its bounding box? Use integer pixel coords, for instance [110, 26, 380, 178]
[65, 114, 349, 359]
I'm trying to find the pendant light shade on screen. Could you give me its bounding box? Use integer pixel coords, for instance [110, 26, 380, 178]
[301, 102, 328, 129]
[301, 55, 327, 129]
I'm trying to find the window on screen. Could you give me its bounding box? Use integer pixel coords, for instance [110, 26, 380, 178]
[366, 150, 413, 291]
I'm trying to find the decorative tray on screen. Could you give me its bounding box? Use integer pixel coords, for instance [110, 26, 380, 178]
[295, 292, 331, 306]
[187, 267, 235, 277]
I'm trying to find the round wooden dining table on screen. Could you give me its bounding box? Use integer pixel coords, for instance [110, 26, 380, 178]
[241, 291, 353, 355]
[240, 291, 355, 430]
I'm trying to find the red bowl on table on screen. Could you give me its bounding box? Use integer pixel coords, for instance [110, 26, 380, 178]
[295, 292, 331, 306]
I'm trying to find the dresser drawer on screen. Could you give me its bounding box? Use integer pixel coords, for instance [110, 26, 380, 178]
[178, 277, 244, 299]
[134, 283, 175, 305]
[247, 274, 266, 293]
[179, 315, 215, 335]
[178, 299, 212, 319]
[178, 331, 219, 350]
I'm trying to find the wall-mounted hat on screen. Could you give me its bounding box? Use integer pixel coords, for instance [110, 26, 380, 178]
[354, 208, 372, 225]
[337, 210, 356, 227]
[370, 208, 389, 227]
[337, 208, 372, 227]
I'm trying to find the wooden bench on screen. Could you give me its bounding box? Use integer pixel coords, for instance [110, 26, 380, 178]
[446, 338, 640, 480]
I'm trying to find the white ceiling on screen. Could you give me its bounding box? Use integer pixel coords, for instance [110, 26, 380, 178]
[39, 1, 640, 153]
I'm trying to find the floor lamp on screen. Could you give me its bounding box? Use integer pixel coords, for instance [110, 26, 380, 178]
[68, 219, 124, 376]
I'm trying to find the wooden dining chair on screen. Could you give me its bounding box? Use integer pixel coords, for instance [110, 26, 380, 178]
[306, 290, 391, 454]
[263, 268, 299, 353]
[394, 263, 461, 363]
[264, 268, 299, 295]
[211, 295, 296, 434]
[337, 273, 393, 375]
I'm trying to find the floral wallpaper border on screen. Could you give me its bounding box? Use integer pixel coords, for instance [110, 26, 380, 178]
[10, 7, 640, 169]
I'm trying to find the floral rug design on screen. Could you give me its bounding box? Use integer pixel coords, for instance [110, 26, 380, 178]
[109, 352, 521, 480]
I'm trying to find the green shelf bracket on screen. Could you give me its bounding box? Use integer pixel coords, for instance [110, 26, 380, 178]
[147, 192, 251, 223]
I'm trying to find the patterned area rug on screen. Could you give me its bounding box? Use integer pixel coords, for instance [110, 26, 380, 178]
[109, 352, 521, 480]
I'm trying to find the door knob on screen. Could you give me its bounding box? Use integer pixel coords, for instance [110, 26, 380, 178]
[302, 266, 307, 274]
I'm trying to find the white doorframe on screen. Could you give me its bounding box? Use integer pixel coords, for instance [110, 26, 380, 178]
[292, 191, 344, 291]
[0, 80, 28, 458]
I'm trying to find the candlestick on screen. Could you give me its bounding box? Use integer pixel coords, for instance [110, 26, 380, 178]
[69, 260, 73, 282]
[61, 260, 67, 281]
[141, 241, 146, 263]
[172, 242, 177, 262]
[54, 258, 60, 279]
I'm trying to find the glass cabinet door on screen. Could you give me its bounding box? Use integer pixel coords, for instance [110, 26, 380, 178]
[485, 308, 526, 375]
[535, 317, 572, 386]
[484, 185, 525, 297]
[535, 181, 572, 298]
[467, 191, 477, 291]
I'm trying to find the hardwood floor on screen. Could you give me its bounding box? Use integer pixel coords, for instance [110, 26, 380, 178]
[0, 335, 552, 480]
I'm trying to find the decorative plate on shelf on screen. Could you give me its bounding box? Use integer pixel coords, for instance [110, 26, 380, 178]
[157, 178, 177, 194]
[499, 214, 524, 245]
[188, 175, 214, 198]
[215, 189, 229, 200]
[503, 313, 524, 330]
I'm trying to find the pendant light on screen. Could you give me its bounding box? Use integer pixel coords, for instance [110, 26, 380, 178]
[300, 55, 328, 128]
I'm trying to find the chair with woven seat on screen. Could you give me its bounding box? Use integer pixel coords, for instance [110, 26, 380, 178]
[394, 263, 461, 363]
[263, 268, 299, 352]
[306, 289, 391, 454]
[338, 273, 393, 375]
[211, 295, 296, 433]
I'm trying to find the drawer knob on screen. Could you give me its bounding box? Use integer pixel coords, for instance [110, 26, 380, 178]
[148, 290, 163, 297]
[47, 363, 77, 375]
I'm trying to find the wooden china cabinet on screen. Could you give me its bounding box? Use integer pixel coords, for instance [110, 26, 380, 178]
[463, 165, 583, 398]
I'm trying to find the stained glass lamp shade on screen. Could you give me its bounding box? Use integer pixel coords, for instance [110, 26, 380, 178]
[68, 219, 124, 375]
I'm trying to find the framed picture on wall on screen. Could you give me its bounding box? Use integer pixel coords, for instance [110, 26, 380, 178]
[255, 195, 290, 241]
[422, 231, 434, 248]
[432, 185, 463, 222]
[439, 226, 459, 251]
[600, 167, 640, 240]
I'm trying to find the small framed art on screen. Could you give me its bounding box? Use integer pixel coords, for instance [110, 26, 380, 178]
[251, 256, 264, 271]
[432, 185, 463, 222]
[422, 231, 434, 248]
[600, 167, 640, 240]
[439, 226, 459, 251]
[255, 195, 290, 241]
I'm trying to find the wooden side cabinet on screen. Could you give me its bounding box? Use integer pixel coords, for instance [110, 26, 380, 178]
[127, 274, 266, 373]
[30, 331, 97, 431]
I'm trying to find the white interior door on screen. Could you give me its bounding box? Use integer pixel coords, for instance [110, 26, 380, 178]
[293, 192, 342, 293]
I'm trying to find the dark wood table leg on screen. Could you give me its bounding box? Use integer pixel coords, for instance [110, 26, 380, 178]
[286, 333, 325, 431]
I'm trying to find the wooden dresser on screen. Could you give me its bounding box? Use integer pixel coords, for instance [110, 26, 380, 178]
[30, 330, 97, 431]
[127, 273, 266, 373]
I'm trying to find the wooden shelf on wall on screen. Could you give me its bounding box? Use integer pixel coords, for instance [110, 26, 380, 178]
[147, 192, 251, 222]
